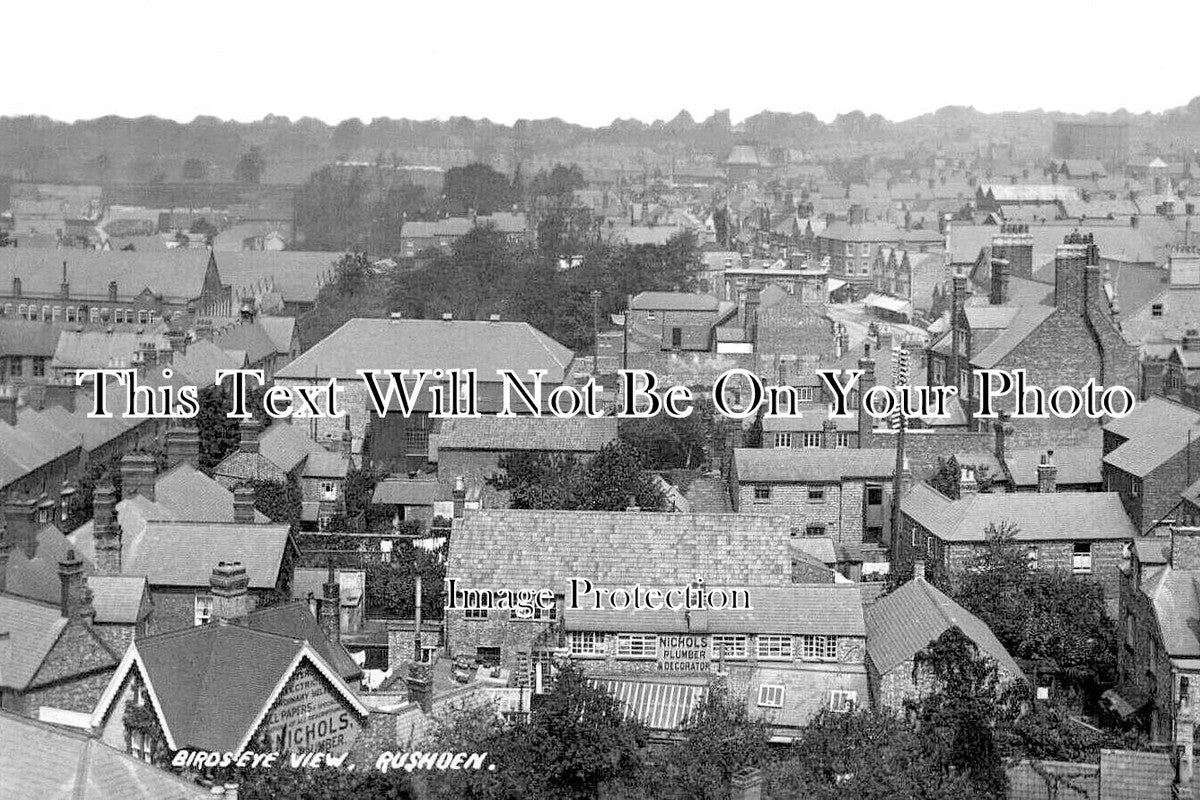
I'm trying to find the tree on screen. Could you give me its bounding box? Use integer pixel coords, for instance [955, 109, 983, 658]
[190, 217, 219, 244]
[235, 146, 267, 184]
[195, 384, 271, 473]
[619, 400, 717, 470]
[297, 253, 391, 349]
[488, 442, 664, 511]
[182, 157, 208, 181]
[443, 163, 514, 215]
[648, 686, 770, 799]
[249, 478, 302, 530]
[363, 541, 446, 619]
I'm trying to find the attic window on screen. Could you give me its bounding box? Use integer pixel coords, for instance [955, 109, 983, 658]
[1152, 303, 1164, 318]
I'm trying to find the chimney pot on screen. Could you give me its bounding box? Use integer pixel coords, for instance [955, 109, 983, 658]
[239, 419, 261, 454]
[233, 485, 256, 524]
[209, 561, 250, 621]
[1036, 452, 1058, 493]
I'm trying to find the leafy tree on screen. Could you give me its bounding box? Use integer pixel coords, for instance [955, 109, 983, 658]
[190, 217, 218, 244]
[182, 157, 208, 181]
[443, 163, 514, 215]
[619, 400, 717, 470]
[488, 442, 664, 511]
[648, 686, 770, 799]
[195, 383, 272, 473]
[235, 145, 267, 184]
[297, 253, 391, 349]
[363, 541, 446, 619]
[248, 478, 302, 530]
[529, 163, 585, 200]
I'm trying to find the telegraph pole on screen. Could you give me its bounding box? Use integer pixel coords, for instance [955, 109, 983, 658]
[590, 289, 602, 372]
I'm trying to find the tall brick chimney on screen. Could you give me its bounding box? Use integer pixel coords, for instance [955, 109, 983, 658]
[1037, 452, 1057, 493]
[992, 222, 1033, 278]
[857, 350, 876, 444]
[239, 419, 261, 454]
[743, 287, 761, 343]
[210, 561, 250, 622]
[165, 424, 202, 470]
[993, 411, 1011, 462]
[1171, 527, 1200, 571]
[949, 270, 967, 386]
[958, 467, 978, 495]
[93, 480, 122, 575]
[989, 258, 1010, 305]
[58, 549, 93, 622]
[0, 538, 11, 593]
[1055, 236, 1090, 315]
[3, 497, 38, 558]
[405, 662, 434, 715]
[120, 452, 157, 501]
[233, 485, 256, 524]
[320, 563, 340, 643]
[822, 417, 838, 449]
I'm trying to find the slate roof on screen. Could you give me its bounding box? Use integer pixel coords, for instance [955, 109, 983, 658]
[113, 622, 363, 751]
[257, 316, 297, 354]
[87, 575, 149, 625]
[0, 710, 211, 800]
[169, 340, 241, 387]
[212, 320, 278, 363]
[0, 405, 81, 489]
[865, 577, 1024, 677]
[981, 184, 1079, 203]
[372, 478, 448, 506]
[0, 249, 214, 301]
[1005, 446, 1102, 487]
[275, 318, 574, 382]
[245, 601, 361, 680]
[970, 304, 1056, 369]
[733, 448, 894, 482]
[629, 292, 720, 312]
[564, 584, 866, 635]
[901, 485, 1136, 542]
[1099, 748, 1174, 799]
[52, 330, 168, 371]
[301, 449, 350, 479]
[0, 319, 66, 358]
[819, 221, 943, 244]
[436, 416, 617, 452]
[1103, 397, 1200, 477]
[215, 251, 340, 306]
[449, 510, 793, 589]
[1141, 566, 1200, 656]
[258, 422, 327, 473]
[0, 594, 68, 690]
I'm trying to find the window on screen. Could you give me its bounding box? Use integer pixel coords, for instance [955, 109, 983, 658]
[1073, 542, 1093, 574]
[194, 595, 213, 626]
[616, 634, 657, 658]
[405, 413, 431, 457]
[711, 634, 748, 660]
[805, 525, 827, 538]
[753, 485, 771, 501]
[52, 306, 61, 322]
[569, 631, 606, 656]
[380, 539, 393, 564]
[801, 634, 839, 661]
[807, 487, 825, 502]
[510, 600, 556, 622]
[1027, 546, 1039, 570]
[757, 635, 793, 660]
[829, 690, 858, 713]
[802, 432, 821, 448]
[866, 486, 883, 505]
[926, 537, 934, 555]
[844, 243, 854, 256]
[90, 307, 100, 322]
[836, 432, 851, 448]
[797, 387, 815, 402]
[129, 730, 153, 762]
[646, 310, 656, 321]
[65, 306, 76, 322]
[757, 684, 785, 708]
[32, 358, 45, 378]
[476, 647, 501, 667]
[860, 243, 870, 256]
[1152, 303, 1164, 317]
[671, 327, 682, 348]
[138, 309, 148, 324]
[9, 358, 21, 377]
[321, 481, 337, 500]
[911, 528, 919, 547]
[1131, 478, 1142, 497]
[464, 607, 488, 620]
[774, 432, 792, 448]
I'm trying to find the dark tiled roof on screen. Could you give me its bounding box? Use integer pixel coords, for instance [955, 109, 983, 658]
[865, 577, 1023, 677]
[436, 416, 617, 452]
[1005, 446, 1102, 487]
[0, 594, 68, 689]
[258, 422, 328, 473]
[276, 318, 574, 382]
[0, 249, 213, 301]
[0, 710, 211, 800]
[901, 488, 1136, 542]
[733, 448, 894, 482]
[629, 292, 720, 312]
[372, 478, 447, 506]
[970, 304, 1056, 369]
[449, 510, 793, 589]
[246, 601, 361, 680]
[88, 575, 148, 625]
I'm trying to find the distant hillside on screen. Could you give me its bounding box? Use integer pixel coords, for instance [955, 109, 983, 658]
[2, 98, 1199, 186]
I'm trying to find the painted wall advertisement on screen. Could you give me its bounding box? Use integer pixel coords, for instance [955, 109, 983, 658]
[261, 661, 360, 753]
[657, 634, 710, 672]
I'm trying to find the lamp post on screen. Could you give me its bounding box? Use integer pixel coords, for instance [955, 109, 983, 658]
[590, 289, 602, 373]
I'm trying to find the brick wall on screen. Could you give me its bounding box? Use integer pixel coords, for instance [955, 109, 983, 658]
[25, 669, 113, 715]
[736, 480, 880, 547]
[148, 587, 267, 635]
[445, 612, 559, 674]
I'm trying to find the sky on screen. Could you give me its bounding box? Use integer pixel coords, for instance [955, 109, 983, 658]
[7, 0, 1200, 127]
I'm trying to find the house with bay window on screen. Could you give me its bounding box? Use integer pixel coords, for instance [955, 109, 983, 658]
[446, 509, 868, 739]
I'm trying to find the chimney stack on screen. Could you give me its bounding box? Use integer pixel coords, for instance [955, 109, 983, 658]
[0, 385, 18, 427]
[912, 559, 926, 581]
[405, 662, 434, 715]
[3, 496, 38, 558]
[1036, 451, 1057, 493]
[11, 277, 21, 298]
[993, 411, 1011, 462]
[857, 352, 876, 444]
[166, 329, 188, 355]
[958, 467, 979, 495]
[165, 424, 202, 470]
[743, 287, 761, 342]
[209, 561, 250, 622]
[58, 549, 93, 621]
[233, 485, 256, 524]
[60, 261, 70, 299]
[452, 476, 466, 520]
[900, 455, 913, 494]
[320, 563, 340, 643]
[1055, 234, 1091, 315]
[93, 480, 122, 575]
[1171, 527, 1200, 571]
[949, 270, 967, 385]
[822, 417, 838, 449]
[239, 419, 261, 454]
[992, 223, 1033, 278]
[120, 452, 157, 502]
[989, 258, 1010, 305]
[108, 281, 118, 302]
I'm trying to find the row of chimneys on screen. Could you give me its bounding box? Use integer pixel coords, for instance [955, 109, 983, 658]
[10, 273, 123, 302]
[953, 449, 1057, 495]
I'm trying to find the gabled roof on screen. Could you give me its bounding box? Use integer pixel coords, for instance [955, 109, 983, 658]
[969, 304, 1056, 369]
[1005, 446, 1103, 487]
[245, 601, 361, 680]
[865, 577, 1024, 678]
[0, 249, 215, 301]
[0, 405, 81, 489]
[629, 292, 720, 312]
[733, 448, 894, 482]
[0, 319, 67, 358]
[449, 510, 793, 589]
[436, 416, 618, 452]
[0, 710, 211, 800]
[212, 320, 278, 363]
[275, 318, 574, 382]
[0, 594, 68, 689]
[92, 622, 367, 752]
[1103, 397, 1200, 477]
[88, 575, 149, 625]
[258, 422, 328, 474]
[819, 221, 943, 244]
[901, 486, 1136, 542]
